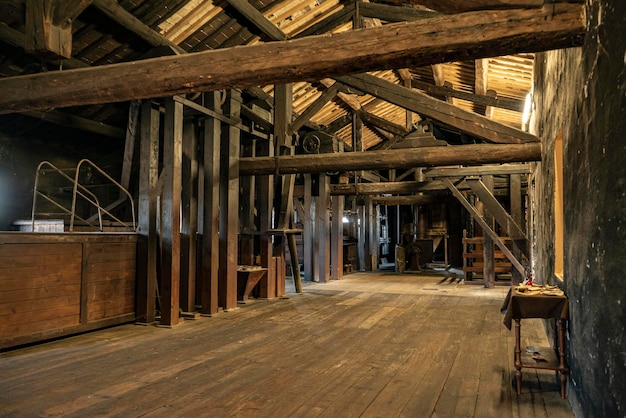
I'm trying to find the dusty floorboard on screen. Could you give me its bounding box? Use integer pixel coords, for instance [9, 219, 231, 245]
[0, 271, 574, 417]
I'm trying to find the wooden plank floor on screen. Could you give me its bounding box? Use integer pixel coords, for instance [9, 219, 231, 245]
[0, 271, 574, 418]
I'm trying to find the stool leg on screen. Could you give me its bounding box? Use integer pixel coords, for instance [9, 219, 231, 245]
[514, 319, 523, 395]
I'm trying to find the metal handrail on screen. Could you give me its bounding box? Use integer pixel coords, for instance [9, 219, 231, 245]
[73, 159, 136, 231]
[31, 160, 136, 232]
[32, 161, 104, 232]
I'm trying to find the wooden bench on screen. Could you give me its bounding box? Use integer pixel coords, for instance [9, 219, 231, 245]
[237, 266, 268, 303]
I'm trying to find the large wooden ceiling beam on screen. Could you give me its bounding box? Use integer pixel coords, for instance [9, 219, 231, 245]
[92, 0, 185, 53]
[294, 4, 355, 38]
[22, 109, 125, 138]
[288, 82, 342, 135]
[337, 73, 538, 143]
[0, 4, 585, 114]
[392, 0, 544, 14]
[239, 142, 541, 175]
[224, 0, 288, 41]
[424, 163, 531, 177]
[357, 110, 410, 137]
[411, 76, 523, 112]
[358, 2, 440, 22]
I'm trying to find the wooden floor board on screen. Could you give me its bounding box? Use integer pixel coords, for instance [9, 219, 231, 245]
[0, 271, 574, 418]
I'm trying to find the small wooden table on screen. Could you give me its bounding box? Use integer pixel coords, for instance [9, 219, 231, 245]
[501, 286, 569, 398]
[236, 266, 268, 303]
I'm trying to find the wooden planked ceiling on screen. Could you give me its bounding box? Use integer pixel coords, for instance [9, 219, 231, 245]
[0, 0, 552, 148]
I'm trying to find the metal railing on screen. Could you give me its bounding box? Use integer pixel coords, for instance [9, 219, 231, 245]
[31, 159, 136, 232]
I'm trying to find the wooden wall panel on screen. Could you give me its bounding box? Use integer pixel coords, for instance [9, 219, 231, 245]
[0, 242, 81, 344]
[0, 233, 137, 349]
[86, 242, 136, 321]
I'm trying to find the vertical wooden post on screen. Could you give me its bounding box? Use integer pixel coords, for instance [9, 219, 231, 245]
[303, 173, 314, 282]
[357, 204, 365, 271]
[315, 174, 330, 282]
[219, 89, 241, 311]
[120, 101, 139, 194]
[180, 121, 198, 313]
[240, 139, 256, 266]
[510, 173, 523, 285]
[482, 175, 495, 288]
[136, 100, 159, 324]
[273, 83, 294, 293]
[257, 139, 275, 298]
[160, 97, 183, 326]
[365, 197, 378, 271]
[331, 195, 344, 280]
[200, 92, 221, 315]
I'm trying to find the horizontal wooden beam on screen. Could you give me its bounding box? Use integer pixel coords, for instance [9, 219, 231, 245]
[391, 0, 544, 14]
[224, 0, 288, 41]
[372, 194, 451, 206]
[0, 4, 585, 114]
[359, 2, 440, 22]
[337, 73, 538, 144]
[411, 78, 524, 112]
[22, 109, 125, 138]
[331, 181, 437, 195]
[357, 110, 410, 137]
[424, 163, 531, 177]
[239, 142, 541, 175]
[92, 0, 185, 53]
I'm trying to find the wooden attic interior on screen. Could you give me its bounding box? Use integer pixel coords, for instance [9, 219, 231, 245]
[0, 1, 587, 343]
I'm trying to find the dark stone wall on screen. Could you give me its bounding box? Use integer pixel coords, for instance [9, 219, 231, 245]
[532, 0, 626, 416]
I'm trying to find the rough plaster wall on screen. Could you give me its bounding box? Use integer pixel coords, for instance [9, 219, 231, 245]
[532, 0, 626, 416]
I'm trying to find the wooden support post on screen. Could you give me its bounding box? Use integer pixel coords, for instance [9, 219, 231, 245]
[160, 97, 183, 326]
[510, 173, 524, 285]
[481, 175, 495, 288]
[257, 139, 275, 298]
[120, 101, 139, 194]
[240, 139, 256, 266]
[219, 90, 241, 311]
[273, 83, 294, 293]
[315, 174, 330, 282]
[136, 100, 159, 324]
[357, 204, 365, 271]
[303, 174, 314, 282]
[365, 197, 378, 271]
[200, 92, 221, 315]
[287, 233, 303, 292]
[331, 195, 344, 280]
[180, 120, 199, 313]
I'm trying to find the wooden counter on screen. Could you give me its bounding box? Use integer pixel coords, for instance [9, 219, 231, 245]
[0, 232, 137, 349]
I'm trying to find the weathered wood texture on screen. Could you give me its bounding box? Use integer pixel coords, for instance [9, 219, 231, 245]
[218, 90, 241, 311]
[136, 100, 159, 324]
[0, 233, 137, 349]
[0, 273, 574, 417]
[160, 98, 183, 326]
[0, 4, 585, 113]
[240, 143, 541, 175]
[337, 73, 537, 144]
